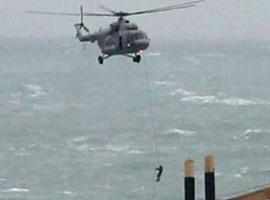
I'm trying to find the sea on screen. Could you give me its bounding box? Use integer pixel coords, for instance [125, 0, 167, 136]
[1, 38, 270, 200]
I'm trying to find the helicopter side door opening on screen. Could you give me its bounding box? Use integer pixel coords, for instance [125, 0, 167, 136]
[119, 36, 123, 51]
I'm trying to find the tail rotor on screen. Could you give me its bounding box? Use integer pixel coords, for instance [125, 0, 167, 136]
[79, 5, 89, 32]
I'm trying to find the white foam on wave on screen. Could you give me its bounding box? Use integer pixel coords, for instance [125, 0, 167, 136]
[8, 84, 46, 109]
[154, 81, 176, 87]
[0, 178, 5, 181]
[165, 128, 196, 137]
[76, 144, 91, 152]
[234, 129, 270, 140]
[71, 136, 88, 143]
[241, 129, 262, 138]
[223, 98, 256, 106]
[233, 173, 243, 179]
[104, 144, 128, 152]
[170, 88, 195, 97]
[181, 95, 217, 104]
[8, 92, 23, 108]
[60, 191, 76, 196]
[75, 143, 144, 155]
[170, 86, 270, 106]
[259, 168, 270, 173]
[181, 95, 270, 106]
[198, 52, 229, 59]
[233, 129, 260, 140]
[104, 145, 144, 155]
[3, 188, 30, 193]
[131, 186, 145, 193]
[231, 167, 249, 179]
[240, 167, 249, 175]
[127, 149, 144, 155]
[24, 84, 46, 98]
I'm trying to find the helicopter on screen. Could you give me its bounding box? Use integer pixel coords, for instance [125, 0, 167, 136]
[27, 0, 204, 64]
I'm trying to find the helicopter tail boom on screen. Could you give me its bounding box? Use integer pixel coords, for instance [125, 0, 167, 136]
[74, 6, 97, 43]
[74, 24, 96, 42]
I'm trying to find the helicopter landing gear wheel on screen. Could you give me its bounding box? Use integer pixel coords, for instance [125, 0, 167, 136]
[133, 55, 141, 63]
[98, 56, 104, 64]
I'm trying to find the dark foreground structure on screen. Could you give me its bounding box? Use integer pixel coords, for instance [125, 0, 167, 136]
[184, 155, 270, 200]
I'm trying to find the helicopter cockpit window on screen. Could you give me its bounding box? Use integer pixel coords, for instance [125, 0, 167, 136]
[134, 33, 146, 40]
[127, 24, 138, 30]
[110, 24, 120, 32]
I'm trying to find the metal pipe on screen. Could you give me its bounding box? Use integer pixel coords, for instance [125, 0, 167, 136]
[205, 155, 216, 200]
[185, 159, 195, 200]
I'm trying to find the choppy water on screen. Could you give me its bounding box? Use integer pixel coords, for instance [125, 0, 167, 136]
[1, 39, 270, 200]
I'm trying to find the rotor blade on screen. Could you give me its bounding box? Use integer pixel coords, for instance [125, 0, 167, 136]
[82, 26, 90, 32]
[126, 0, 204, 16]
[99, 5, 117, 14]
[80, 6, 83, 24]
[25, 10, 115, 17]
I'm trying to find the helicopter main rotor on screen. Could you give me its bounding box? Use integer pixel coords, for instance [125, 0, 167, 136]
[26, 0, 204, 19]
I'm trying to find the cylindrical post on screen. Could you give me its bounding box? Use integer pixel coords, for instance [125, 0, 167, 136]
[205, 155, 216, 200]
[185, 160, 195, 200]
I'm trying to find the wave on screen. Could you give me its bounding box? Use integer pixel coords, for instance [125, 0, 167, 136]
[3, 188, 30, 193]
[181, 95, 270, 106]
[259, 168, 270, 173]
[170, 86, 270, 106]
[7, 84, 47, 109]
[24, 84, 46, 98]
[240, 167, 249, 175]
[104, 145, 144, 155]
[241, 129, 263, 138]
[59, 191, 76, 196]
[170, 88, 195, 97]
[75, 144, 144, 155]
[127, 149, 144, 155]
[233, 173, 243, 179]
[103, 144, 129, 152]
[154, 81, 176, 87]
[70, 136, 87, 143]
[233, 129, 270, 140]
[8, 92, 23, 109]
[231, 167, 249, 180]
[181, 95, 217, 104]
[165, 128, 196, 137]
[197, 52, 229, 59]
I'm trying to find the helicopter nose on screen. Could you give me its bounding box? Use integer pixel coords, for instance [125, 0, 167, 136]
[134, 39, 150, 50]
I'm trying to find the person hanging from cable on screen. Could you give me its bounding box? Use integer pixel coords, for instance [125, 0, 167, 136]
[155, 165, 163, 182]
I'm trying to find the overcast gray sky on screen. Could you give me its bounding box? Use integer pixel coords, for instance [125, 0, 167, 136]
[1, 0, 270, 40]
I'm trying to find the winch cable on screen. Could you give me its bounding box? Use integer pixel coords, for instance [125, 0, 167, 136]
[143, 67, 161, 170]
